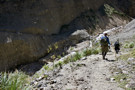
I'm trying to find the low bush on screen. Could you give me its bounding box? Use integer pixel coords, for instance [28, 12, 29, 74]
[83, 49, 92, 56]
[129, 42, 134, 48]
[71, 52, 82, 62]
[63, 57, 71, 64]
[43, 64, 49, 70]
[91, 48, 99, 54]
[0, 71, 31, 90]
[124, 43, 129, 48]
[55, 61, 63, 68]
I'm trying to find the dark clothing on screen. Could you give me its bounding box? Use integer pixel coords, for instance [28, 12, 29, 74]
[102, 52, 107, 59]
[114, 41, 120, 54]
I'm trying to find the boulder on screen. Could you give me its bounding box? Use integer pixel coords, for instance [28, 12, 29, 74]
[68, 30, 90, 45]
[0, 32, 53, 71]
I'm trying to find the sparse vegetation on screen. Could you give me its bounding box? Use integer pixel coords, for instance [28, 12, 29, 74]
[83, 49, 92, 56]
[124, 43, 129, 48]
[55, 61, 63, 68]
[63, 57, 71, 64]
[104, 4, 125, 17]
[120, 47, 135, 60]
[57, 55, 62, 59]
[47, 45, 53, 53]
[54, 42, 58, 50]
[120, 53, 131, 60]
[43, 64, 49, 70]
[113, 73, 129, 89]
[72, 52, 82, 62]
[129, 42, 134, 48]
[0, 71, 32, 90]
[83, 48, 99, 56]
[91, 48, 99, 54]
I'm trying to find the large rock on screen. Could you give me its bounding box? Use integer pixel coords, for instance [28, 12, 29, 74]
[0, 0, 106, 35]
[0, 32, 53, 71]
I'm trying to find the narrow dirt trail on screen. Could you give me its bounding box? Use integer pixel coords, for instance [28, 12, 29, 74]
[87, 53, 123, 90]
[45, 52, 124, 90]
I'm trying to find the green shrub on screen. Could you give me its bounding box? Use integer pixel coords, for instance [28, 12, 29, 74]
[83, 49, 92, 56]
[0, 71, 31, 90]
[43, 64, 49, 70]
[91, 48, 99, 54]
[129, 42, 134, 48]
[94, 42, 100, 48]
[114, 73, 128, 82]
[131, 48, 135, 57]
[124, 43, 129, 48]
[63, 57, 71, 64]
[57, 55, 61, 59]
[55, 61, 63, 68]
[71, 52, 82, 62]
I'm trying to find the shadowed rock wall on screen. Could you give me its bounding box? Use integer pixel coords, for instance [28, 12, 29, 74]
[0, 0, 106, 35]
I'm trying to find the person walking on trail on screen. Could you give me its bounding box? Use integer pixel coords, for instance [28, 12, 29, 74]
[114, 39, 120, 54]
[100, 33, 111, 60]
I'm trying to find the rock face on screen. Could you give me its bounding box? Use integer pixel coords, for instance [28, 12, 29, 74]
[109, 0, 135, 18]
[0, 30, 90, 71]
[0, 32, 53, 71]
[0, 0, 106, 35]
[0, 0, 134, 71]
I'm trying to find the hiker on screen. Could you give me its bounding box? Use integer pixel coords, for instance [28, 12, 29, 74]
[100, 33, 111, 60]
[114, 39, 120, 54]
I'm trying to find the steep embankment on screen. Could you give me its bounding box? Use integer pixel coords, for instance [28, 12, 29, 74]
[0, 0, 134, 71]
[30, 19, 135, 89]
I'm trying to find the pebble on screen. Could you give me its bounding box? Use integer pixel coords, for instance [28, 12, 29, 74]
[122, 70, 128, 74]
[114, 72, 119, 74]
[37, 83, 42, 88]
[36, 76, 44, 81]
[110, 78, 115, 82]
[128, 58, 135, 62]
[120, 79, 124, 82]
[50, 80, 57, 84]
[81, 57, 87, 60]
[125, 84, 129, 88]
[78, 77, 84, 81]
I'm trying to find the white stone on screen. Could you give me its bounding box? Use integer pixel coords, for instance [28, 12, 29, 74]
[110, 78, 115, 82]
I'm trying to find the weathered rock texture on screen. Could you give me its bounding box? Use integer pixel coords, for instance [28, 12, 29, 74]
[0, 0, 106, 35]
[0, 32, 54, 71]
[108, 0, 135, 18]
[0, 0, 134, 71]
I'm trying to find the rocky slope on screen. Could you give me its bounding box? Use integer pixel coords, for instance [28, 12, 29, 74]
[30, 19, 135, 90]
[0, 0, 134, 71]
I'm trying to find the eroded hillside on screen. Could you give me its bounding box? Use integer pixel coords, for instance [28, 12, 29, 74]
[0, 0, 134, 71]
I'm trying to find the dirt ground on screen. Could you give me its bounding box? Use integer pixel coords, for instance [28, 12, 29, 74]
[29, 19, 135, 90]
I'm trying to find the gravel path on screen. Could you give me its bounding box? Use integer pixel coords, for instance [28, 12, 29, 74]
[31, 19, 135, 90]
[37, 52, 123, 90]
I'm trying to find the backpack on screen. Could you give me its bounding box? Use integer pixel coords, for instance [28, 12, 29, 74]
[100, 36, 108, 46]
[114, 41, 120, 49]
